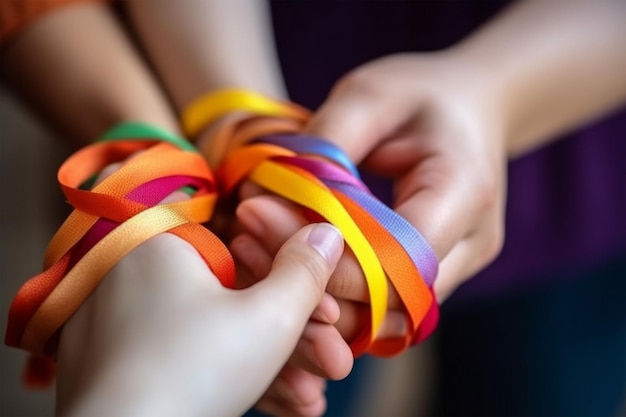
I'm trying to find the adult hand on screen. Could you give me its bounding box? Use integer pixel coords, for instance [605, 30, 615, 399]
[305, 52, 507, 300]
[231, 51, 507, 416]
[236, 51, 507, 326]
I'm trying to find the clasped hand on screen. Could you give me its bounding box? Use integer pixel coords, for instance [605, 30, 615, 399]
[231, 52, 508, 417]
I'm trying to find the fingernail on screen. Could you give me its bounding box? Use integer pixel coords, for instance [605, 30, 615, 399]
[307, 223, 343, 266]
[236, 205, 264, 237]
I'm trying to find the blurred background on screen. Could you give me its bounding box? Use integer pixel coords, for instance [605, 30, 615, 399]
[0, 90, 71, 416]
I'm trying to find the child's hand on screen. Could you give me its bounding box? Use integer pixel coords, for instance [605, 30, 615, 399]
[304, 52, 507, 301]
[56, 220, 343, 417]
[231, 195, 410, 417]
[54, 154, 345, 417]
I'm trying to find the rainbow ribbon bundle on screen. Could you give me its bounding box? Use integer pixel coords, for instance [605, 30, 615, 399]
[6, 89, 439, 383]
[5, 123, 235, 358]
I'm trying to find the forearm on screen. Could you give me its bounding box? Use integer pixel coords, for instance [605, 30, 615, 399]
[126, 0, 286, 113]
[2, 2, 179, 144]
[453, 0, 626, 157]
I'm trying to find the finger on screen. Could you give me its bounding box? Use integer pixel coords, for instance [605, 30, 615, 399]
[237, 196, 405, 307]
[288, 302, 409, 374]
[253, 222, 343, 311]
[312, 293, 340, 325]
[236, 195, 308, 254]
[434, 212, 504, 302]
[236, 196, 369, 301]
[304, 73, 414, 163]
[231, 233, 341, 324]
[393, 161, 481, 262]
[229, 233, 270, 289]
[290, 320, 353, 380]
[256, 396, 326, 417]
[231, 261, 258, 290]
[230, 233, 274, 281]
[256, 365, 327, 417]
[361, 132, 429, 177]
[239, 179, 271, 201]
[334, 299, 408, 342]
[246, 223, 343, 344]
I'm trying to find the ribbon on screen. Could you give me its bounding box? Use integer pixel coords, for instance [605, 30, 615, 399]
[182, 89, 309, 138]
[6, 88, 440, 385]
[5, 122, 235, 357]
[201, 89, 440, 356]
[218, 134, 438, 356]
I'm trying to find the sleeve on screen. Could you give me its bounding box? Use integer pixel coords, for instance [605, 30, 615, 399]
[0, 0, 109, 46]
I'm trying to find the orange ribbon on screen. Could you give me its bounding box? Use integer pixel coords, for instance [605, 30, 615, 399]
[6, 123, 235, 358]
[195, 89, 439, 356]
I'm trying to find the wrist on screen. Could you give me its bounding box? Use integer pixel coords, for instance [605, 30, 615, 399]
[447, 0, 626, 157]
[181, 89, 310, 168]
[194, 112, 252, 168]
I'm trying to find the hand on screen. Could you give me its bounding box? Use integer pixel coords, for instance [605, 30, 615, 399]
[236, 51, 507, 328]
[54, 159, 345, 417]
[230, 52, 507, 415]
[304, 52, 506, 300]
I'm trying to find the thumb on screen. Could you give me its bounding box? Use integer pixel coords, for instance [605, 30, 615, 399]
[250, 223, 343, 325]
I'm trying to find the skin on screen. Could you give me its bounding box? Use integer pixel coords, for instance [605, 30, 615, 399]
[122, 0, 626, 415]
[125, 2, 357, 414]
[5, 0, 625, 416]
[56, 224, 344, 417]
[2, 2, 343, 416]
[227, 0, 626, 415]
[1, 2, 179, 143]
[125, 0, 288, 167]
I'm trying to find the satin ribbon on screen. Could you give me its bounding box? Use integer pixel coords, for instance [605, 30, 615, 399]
[5, 122, 235, 357]
[218, 136, 438, 356]
[182, 89, 309, 138]
[6, 88, 440, 373]
[200, 89, 440, 356]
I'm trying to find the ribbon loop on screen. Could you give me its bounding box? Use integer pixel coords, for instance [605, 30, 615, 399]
[6, 89, 441, 386]
[6, 122, 235, 357]
[199, 90, 440, 356]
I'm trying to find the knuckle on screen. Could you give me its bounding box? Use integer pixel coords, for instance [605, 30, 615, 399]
[339, 68, 380, 96]
[325, 273, 353, 299]
[474, 175, 500, 212]
[325, 268, 362, 301]
[281, 246, 330, 293]
[482, 223, 505, 265]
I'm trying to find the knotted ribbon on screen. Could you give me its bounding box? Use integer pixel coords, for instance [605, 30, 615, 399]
[5, 123, 235, 362]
